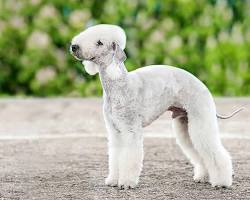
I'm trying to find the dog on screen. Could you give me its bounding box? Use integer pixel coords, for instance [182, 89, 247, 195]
[70, 24, 241, 189]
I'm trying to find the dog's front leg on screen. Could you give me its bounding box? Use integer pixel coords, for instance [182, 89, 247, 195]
[105, 131, 120, 187]
[118, 130, 143, 189]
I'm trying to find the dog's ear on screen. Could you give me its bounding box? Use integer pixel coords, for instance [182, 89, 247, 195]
[112, 42, 126, 63]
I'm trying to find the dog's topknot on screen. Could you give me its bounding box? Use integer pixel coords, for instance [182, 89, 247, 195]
[83, 24, 126, 50]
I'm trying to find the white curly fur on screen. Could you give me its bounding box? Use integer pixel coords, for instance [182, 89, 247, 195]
[71, 24, 233, 189]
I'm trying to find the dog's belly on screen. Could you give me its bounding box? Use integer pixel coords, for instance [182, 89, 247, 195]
[141, 106, 187, 127]
[168, 106, 187, 118]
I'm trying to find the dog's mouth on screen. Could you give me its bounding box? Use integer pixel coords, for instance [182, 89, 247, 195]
[73, 55, 82, 61]
[73, 54, 95, 62]
[70, 51, 83, 61]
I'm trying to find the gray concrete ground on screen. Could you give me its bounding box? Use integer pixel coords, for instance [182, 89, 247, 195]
[0, 98, 249, 200]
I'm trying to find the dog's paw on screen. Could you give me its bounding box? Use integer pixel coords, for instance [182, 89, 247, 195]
[105, 177, 118, 187]
[193, 174, 208, 183]
[210, 176, 232, 188]
[118, 179, 138, 190]
[193, 165, 208, 183]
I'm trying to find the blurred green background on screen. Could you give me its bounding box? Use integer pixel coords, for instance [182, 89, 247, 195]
[0, 0, 249, 97]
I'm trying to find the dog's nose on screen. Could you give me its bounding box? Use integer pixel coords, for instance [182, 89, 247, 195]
[71, 44, 79, 52]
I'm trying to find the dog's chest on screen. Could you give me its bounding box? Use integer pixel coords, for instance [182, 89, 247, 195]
[104, 94, 139, 130]
[105, 95, 136, 116]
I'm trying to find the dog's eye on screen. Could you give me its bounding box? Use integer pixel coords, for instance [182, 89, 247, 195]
[96, 40, 103, 46]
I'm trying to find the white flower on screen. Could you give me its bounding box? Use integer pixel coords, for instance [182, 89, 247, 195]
[160, 18, 175, 33]
[198, 14, 212, 27]
[168, 36, 183, 50]
[150, 30, 165, 43]
[218, 31, 229, 42]
[69, 10, 91, 28]
[36, 66, 56, 85]
[27, 31, 51, 49]
[231, 23, 244, 44]
[38, 4, 59, 19]
[29, 0, 41, 6]
[5, 0, 23, 12]
[58, 24, 69, 38]
[215, 0, 232, 22]
[9, 16, 25, 29]
[206, 36, 217, 49]
[136, 12, 154, 30]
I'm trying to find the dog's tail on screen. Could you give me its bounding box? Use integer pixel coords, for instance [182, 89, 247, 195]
[216, 107, 244, 119]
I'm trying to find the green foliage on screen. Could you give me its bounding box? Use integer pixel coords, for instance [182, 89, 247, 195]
[0, 0, 249, 96]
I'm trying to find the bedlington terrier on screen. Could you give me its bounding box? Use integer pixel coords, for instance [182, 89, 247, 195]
[70, 24, 239, 189]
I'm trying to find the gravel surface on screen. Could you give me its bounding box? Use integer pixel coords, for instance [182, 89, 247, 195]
[0, 138, 249, 200]
[0, 98, 249, 199]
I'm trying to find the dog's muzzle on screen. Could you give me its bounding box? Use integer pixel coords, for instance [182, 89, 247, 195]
[70, 44, 95, 61]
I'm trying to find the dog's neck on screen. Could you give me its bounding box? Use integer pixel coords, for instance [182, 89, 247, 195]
[98, 61, 128, 96]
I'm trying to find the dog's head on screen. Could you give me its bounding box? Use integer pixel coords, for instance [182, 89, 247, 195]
[70, 24, 126, 75]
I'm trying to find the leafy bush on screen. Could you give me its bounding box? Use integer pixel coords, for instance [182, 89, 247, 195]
[0, 0, 249, 96]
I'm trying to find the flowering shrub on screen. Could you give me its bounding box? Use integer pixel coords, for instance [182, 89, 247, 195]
[0, 0, 249, 96]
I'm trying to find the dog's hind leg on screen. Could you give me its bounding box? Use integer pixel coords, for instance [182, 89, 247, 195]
[187, 103, 233, 187]
[173, 116, 208, 183]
